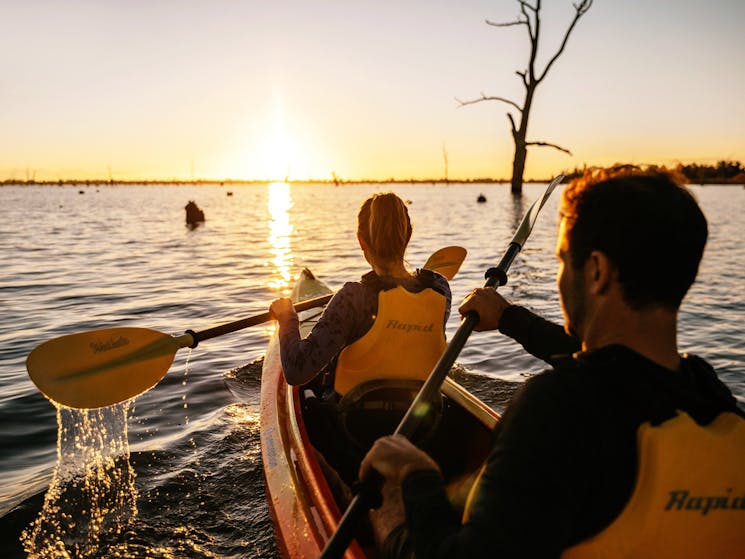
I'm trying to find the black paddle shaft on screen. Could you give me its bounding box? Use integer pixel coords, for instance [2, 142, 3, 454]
[185, 293, 333, 349]
[319, 243, 520, 559]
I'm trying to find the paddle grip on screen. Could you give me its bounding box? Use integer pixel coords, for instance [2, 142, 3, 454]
[184, 329, 200, 349]
[352, 470, 384, 509]
[484, 242, 521, 287]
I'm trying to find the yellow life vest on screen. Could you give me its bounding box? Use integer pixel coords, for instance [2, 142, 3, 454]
[562, 411, 745, 559]
[333, 285, 447, 396]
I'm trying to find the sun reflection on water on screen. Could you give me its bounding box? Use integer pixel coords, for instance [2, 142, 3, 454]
[267, 181, 294, 293]
[265, 181, 294, 336]
[225, 403, 260, 426]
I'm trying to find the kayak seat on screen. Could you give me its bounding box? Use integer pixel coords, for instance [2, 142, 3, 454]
[337, 379, 443, 452]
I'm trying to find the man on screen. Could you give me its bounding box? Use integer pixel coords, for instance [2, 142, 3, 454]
[360, 167, 745, 558]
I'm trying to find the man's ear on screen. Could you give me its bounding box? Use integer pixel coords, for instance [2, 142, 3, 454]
[587, 250, 613, 295]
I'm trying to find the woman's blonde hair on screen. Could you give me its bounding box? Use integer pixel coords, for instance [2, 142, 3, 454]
[357, 192, 412, 266]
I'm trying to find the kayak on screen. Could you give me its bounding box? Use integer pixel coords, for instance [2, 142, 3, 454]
[260, 269, 500, 558]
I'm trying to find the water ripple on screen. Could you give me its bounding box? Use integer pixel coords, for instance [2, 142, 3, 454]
[1, 183, 743, 557]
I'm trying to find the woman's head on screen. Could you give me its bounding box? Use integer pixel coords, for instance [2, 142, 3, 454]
[357, 192, 412, 270]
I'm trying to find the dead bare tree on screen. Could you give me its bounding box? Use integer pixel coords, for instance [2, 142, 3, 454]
[457, 0, 592, 194]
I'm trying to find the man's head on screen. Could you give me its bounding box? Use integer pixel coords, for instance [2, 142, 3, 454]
[556, 166, 707, 335]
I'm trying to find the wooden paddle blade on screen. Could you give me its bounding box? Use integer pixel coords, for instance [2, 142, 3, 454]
[422, 246, 467, 280]
[26, 327, 183, 409]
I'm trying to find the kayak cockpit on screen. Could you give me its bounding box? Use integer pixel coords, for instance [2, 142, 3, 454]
[299, 377, 497, 521]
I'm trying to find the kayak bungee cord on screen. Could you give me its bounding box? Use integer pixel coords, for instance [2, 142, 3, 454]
[321, 174, 564, 559]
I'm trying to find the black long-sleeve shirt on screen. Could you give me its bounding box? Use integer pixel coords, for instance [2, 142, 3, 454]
[398, 306, 742, 558]
[496, 305, 581, 365]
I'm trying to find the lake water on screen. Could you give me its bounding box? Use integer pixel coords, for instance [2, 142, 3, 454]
[1, 182, 743, 557]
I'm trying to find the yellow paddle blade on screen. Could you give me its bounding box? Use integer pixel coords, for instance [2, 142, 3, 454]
[26, 327, 186, 409]
[422, 246, 467, 280]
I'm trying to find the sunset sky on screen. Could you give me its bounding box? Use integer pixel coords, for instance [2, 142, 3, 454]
[2, 0, 743, 182]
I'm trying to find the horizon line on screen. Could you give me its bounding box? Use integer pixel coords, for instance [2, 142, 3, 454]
[2, 177, 531, 186]
[0, 160, 745, 186]
[5, 159, 742, 186]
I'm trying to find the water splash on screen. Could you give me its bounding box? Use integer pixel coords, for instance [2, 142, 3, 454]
[21, 404, 138, 558]
[183, 350, 200, 465]
[184, 349, 191, 421]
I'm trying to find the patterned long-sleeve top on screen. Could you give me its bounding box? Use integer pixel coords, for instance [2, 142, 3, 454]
[276, 269, 451, 389]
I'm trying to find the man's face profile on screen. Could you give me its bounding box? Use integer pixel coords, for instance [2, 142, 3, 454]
[556, 217, 585, 339]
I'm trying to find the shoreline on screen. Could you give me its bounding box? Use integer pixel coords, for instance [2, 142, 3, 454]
[2, 178, 744, 187]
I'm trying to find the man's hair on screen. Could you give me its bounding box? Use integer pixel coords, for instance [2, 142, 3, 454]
[561, 166, 708, 311]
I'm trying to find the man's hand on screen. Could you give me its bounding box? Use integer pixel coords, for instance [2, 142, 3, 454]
[359, 434, 440, 485]
[458, 287, 512, 332]
[269, 298, 297, 323]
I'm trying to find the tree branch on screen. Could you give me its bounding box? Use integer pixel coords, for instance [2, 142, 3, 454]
[485, 18, 527, 28]
[507, 113, 518, 136]
[520, 1, 536, 41]
[455, 93, 523, 112]
[526, 141, 573, 155]
[518, 0, 538, 13]
[537, 0, 593, 83]
[515, 70, 528, 87]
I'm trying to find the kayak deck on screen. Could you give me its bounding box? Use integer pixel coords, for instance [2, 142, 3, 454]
[260, 269, 499, 558]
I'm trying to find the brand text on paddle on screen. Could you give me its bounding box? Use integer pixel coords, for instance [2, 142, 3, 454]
[90, 336, 129, 353]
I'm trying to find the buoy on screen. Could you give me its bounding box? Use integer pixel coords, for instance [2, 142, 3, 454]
[185, 200, 206, 227]
[477, 194, 487, 203]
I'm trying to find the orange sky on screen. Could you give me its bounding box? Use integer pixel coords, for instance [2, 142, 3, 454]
[1, 1, 743, 182]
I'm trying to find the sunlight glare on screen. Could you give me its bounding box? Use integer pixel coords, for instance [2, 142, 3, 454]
[267, 182, 293, 294]
[258, 104, 298, 181]
[263, 127, 295, 181]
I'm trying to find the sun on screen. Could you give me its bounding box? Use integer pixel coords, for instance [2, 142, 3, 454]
[225, 102, 308, 181]
[262, 124, 296, 181]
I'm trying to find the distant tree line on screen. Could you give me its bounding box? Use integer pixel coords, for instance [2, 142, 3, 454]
[563, 160, 745, 185]
[3, 160, 744, 187]
[676, 160, 745, 184]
